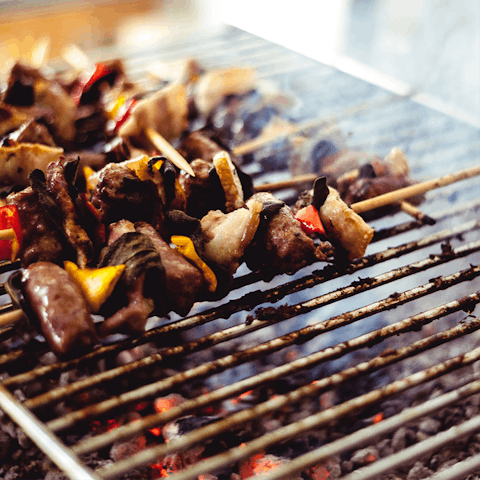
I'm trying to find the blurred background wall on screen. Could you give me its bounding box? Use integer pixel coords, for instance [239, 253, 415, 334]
[0, 0, 478, 126]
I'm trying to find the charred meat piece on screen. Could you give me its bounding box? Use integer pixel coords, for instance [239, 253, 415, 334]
[2, 119, 56, 147]
[45, 160, 93, 268]
[90, 163, 163, 228]
[0, 143, 64, 186]
[244, 192, 330, 275]
[98, 231, 167, 336]
[136, 221, 205, 316]
[0, 104, 32, 138]
[179, 159, 225, 219]
[179, 131, 223, 163]
[4, 62, 77, 147]
[21, 262, 98, 357]
[7, 186, 68, 267]
[118, 83, 189, 147]
[336, 148, 423, 220]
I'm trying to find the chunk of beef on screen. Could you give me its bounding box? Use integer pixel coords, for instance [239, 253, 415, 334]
[7, 187, 68, 267]
[179, 131, 223, 163]
[22, 262, 98, 357]
[91, 164, 162, 228]
[135, 221, 205, 316]
[46, 161, 93, 267]
[178, 159, 226, 219]
[244, 192, 330, 275]
[98, 232, 167, 336]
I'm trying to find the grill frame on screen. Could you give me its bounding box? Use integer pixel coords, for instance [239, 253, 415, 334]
[0, 25, 480, 480]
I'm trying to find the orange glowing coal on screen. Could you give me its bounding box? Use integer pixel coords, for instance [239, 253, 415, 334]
[239, 452, 302, 480]
[373, 412, 384, 424]
[154, 393, 185, 413]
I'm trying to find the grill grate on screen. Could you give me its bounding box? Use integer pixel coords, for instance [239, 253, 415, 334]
[0, 25, 480, 480]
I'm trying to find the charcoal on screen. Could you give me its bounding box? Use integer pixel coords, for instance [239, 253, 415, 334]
[406, 462, 433, 480]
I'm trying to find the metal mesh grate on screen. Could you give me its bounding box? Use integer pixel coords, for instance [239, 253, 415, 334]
[1, 26, 480, 480]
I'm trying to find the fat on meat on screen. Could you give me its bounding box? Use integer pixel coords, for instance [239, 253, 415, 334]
[200, 201, 262, 276]
[319, 187, 374, 261]
[0, 143, 64, 186]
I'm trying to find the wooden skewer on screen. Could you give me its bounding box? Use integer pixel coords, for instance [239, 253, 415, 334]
[255, 173, 318, 192]
[399, 201, 436, 225]
[0, 309, 25, 329]
[0, 228, 15, 241]
[350, 164, 480, 214]
[30, 37, 50, 69]
[145, 128, 195, 177]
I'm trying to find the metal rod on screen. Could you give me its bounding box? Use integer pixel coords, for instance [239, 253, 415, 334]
[96, 337, 480, 479]
[2, 215, 478, 380]
[0, 384, 101, 480]
[32, 239, 480, 415]
[68, 287, 480, 452]
[342, 414, 480, 480]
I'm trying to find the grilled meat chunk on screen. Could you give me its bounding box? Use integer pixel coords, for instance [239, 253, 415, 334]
[244, 192, 330, 275]
[136, 221, 205, 316]
[45, 160, 93, 268]
[179, 159, 225, 219]
[118, 83, 189, 147]
[22, 262, 98, 357]
[0, 143, 64, 186]
[179, 131, 223, 163]
[7, 187, 68, 267]
[98, 231, 166, 336]
[90, 163, 162, 228]
[201, 201, 262, 276]
[4, 62, 77, 147]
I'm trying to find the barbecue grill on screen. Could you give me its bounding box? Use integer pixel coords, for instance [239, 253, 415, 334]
[1, 26, 480, 480]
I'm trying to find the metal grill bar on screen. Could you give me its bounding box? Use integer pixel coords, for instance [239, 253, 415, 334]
[97, 328, 480, 479]
[71, 287, 480, 458]
[220, 373, 480, 480]
[0, 384, 99, 480]
[3, 215, 477, 393]
[341, 414, 480, 480]
[23, 236, 480, 415]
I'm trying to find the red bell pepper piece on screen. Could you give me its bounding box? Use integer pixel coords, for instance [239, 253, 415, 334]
[114, 98, 137, 132]
[71, 62, 113, 105]
[0, 205, 23, 262]
[295, 204, 325, 236]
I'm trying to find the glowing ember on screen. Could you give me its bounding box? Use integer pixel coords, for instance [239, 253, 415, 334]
[232, 390, 254, 404]
[154, 393, 185, 413]
[308, 460, 340, 480]
[373, 412, 384, 424]
[240, 452, 302, 479]
[150, 427, 162, 436]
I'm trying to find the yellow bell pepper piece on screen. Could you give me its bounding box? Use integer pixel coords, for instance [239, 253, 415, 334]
[84, 165, 97, 196]
[64, 261, 126, 313]
[171, 235, 217, 293]
[106, 95, 127, 120]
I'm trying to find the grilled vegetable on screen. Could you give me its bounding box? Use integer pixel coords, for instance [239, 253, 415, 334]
[171, 235, 217, 293]
[64, 260, 126, 313]
[0, 205, 23, 262]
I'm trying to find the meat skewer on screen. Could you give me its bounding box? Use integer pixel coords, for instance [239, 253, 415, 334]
[61, 45, 195, 177]
[257, 164, 480, 219]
